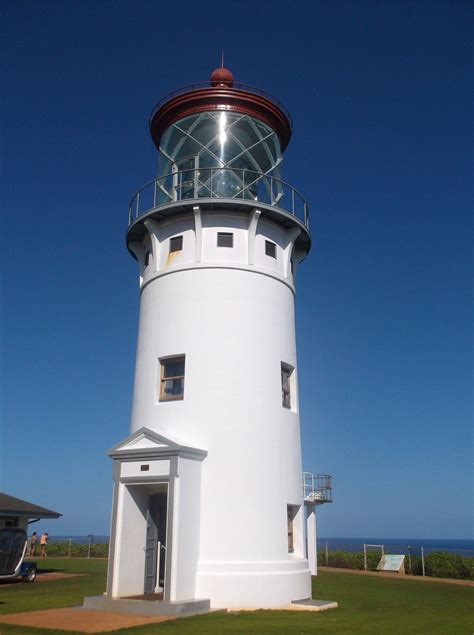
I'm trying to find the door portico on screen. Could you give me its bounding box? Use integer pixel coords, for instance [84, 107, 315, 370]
[106, 428, 207, 602]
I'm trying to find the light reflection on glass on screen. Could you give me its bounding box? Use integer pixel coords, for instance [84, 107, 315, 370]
[219, 112, 227, 147]
[157, 111, 283, 203]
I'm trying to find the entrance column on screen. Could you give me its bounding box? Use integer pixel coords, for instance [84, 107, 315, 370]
[306, 507, 317, 576]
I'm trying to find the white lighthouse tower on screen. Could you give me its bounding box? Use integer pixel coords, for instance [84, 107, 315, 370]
[95, 67, 317, 612]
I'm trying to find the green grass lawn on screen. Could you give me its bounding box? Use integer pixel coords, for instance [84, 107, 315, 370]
[0, 559, 472, 634]
[0, 559, 106, 617]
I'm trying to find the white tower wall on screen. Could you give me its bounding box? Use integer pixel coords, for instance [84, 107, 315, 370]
[128, 209, 311, 607]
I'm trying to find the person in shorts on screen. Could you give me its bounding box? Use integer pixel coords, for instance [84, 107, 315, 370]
[29, 531, 37, 557]
[40, 532, 48, 558]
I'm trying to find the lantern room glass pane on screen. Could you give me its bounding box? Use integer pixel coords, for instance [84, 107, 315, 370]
[158, 111, 282, 181]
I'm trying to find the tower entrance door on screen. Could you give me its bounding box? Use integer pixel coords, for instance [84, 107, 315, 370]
[144, 491, 167, 595]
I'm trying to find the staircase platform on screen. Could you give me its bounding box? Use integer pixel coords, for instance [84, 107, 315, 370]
[290, 598, 338, 611]
[83, 595, 212, 617]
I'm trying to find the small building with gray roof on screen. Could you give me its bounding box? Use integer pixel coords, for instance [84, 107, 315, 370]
[0, 493, 61, 531]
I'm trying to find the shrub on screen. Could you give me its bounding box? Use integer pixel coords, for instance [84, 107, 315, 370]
[425, 551, 474, 580]
[43, 541, 109, 558]
[406, 554, 423, 576]
[317, 549, 473, 581]
[317, 550, 379, 570]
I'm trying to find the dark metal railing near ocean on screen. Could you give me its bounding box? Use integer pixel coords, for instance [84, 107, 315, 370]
[318, 540, 474, 579]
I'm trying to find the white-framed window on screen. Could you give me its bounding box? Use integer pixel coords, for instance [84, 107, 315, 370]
[265, 240, 276, 258]
[159, 356, 185, 401]
[217, 232, 234, 248]
[281, 362, 294, 409]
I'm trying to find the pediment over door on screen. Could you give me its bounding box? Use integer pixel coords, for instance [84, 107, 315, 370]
[108, 427, 207, 461]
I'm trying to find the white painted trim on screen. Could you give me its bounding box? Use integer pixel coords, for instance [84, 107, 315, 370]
[140, 262, 296, 295]
[169, 475, 180, 601]
[283, 227, 301, 279]
[247, 209, 261, 265]
[193, 206, 202, 263]
[111, 483, 125, 597]
[306, 507, 317, 576]
[144, 219, 162, 273]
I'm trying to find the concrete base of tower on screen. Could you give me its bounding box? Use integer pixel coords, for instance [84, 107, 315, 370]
[196, 560, 312, 609]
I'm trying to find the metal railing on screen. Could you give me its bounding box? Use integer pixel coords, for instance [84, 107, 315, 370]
[128, 168, 309, 228]
[303, 472, 333, 504]
[317, 540, 474, 579]
[149, 80, 293, 129]
[27, 536, 109, 558]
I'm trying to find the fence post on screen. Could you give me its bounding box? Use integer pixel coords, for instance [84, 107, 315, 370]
[87, 535, 93, 559]
[407, 545, 412, 574]
[363, 544, 367, 571]
[68, 538, 72, 558]
[325, 542, 329, 566]
[421, 547, 425, 577]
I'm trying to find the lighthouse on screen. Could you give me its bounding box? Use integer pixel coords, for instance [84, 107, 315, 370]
[99, 67, 317, 611]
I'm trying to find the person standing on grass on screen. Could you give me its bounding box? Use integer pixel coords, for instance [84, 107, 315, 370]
[29, 531, 37, 557]
[40, 532, 48, 558]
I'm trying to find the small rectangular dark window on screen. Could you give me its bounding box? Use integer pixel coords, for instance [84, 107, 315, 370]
[144, 251, 151, 268]
[169, 236, 183, 253]
[287, 505, 298, 553]
[160, 355, 185, 401]
[265, 240, 276, 258]
[217, 232, 234, 248]
[140, 464, 150, 472]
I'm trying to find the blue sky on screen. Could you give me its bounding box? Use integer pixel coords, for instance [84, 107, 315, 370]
[1, 1, 471, 539]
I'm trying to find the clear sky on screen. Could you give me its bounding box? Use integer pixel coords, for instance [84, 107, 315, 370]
[1, 1, 472, 539]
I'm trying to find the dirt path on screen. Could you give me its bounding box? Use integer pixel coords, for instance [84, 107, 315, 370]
[0, 572, 86, 587]
[0, 607, 174, 633]
[319, 566, 474, 587]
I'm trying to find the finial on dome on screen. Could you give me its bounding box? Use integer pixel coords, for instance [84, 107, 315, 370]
[210, 66, 234, 88]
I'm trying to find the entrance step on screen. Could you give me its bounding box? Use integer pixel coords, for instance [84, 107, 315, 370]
[123, 593, 164, 601]
[291, 598, 338, 611]
[84, 595, 211, 617]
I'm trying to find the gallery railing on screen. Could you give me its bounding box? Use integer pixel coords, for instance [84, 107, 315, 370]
[303, 472, 333, 504]
[149, 80, 293, 129]
[128, 168, 309, 228]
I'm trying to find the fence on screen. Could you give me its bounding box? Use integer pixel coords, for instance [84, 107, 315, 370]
[317, 541, 474, 580]
[28, 536, 109, 559]
[30, 536, 474, 580]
